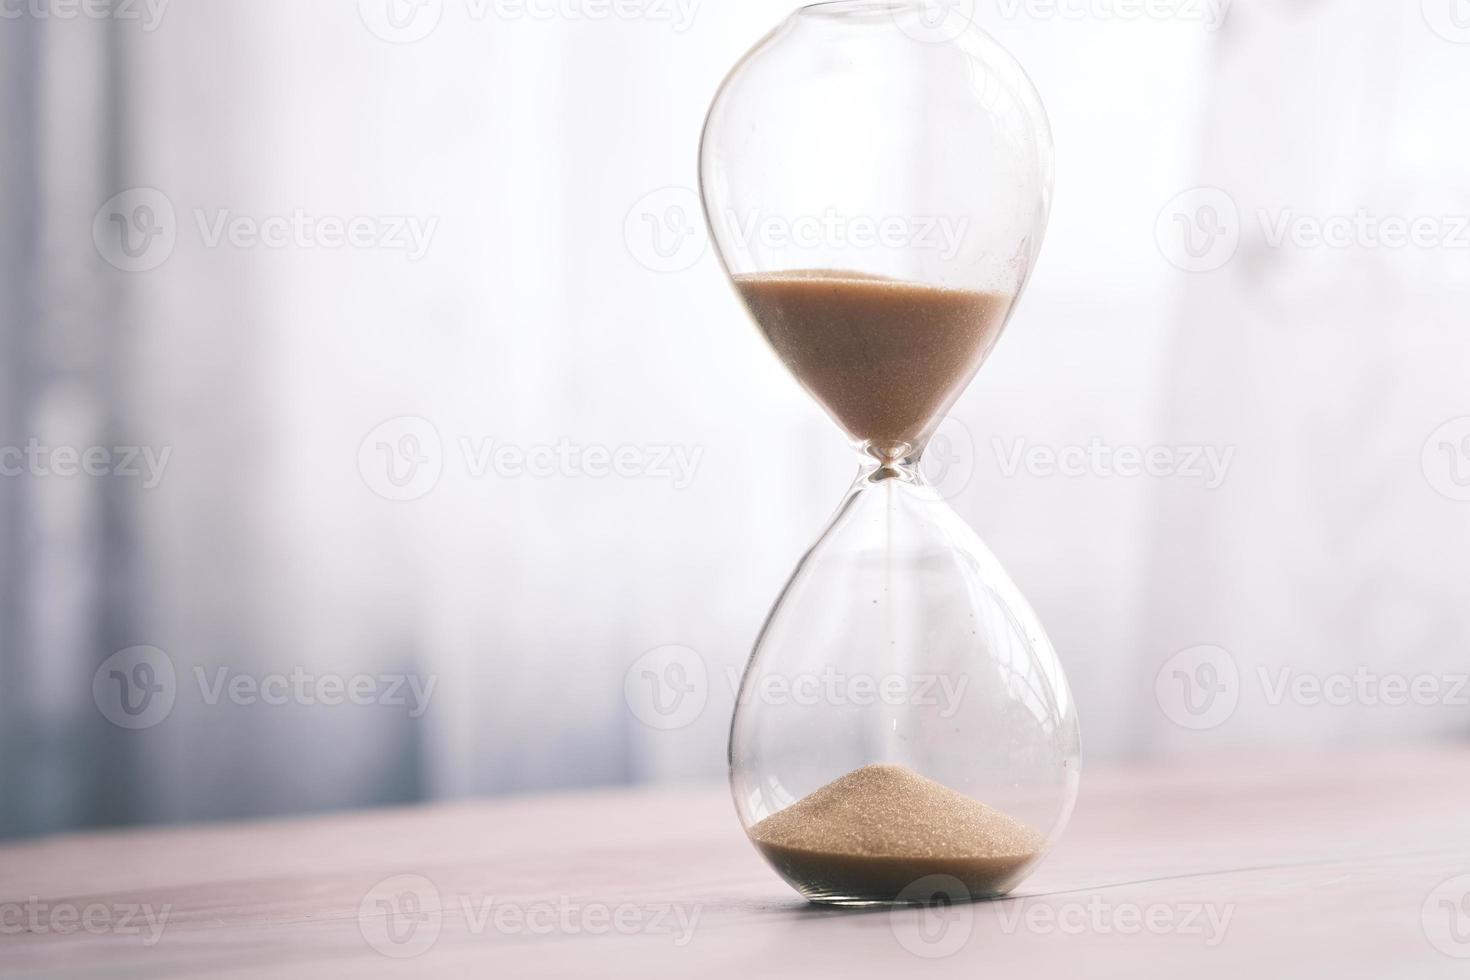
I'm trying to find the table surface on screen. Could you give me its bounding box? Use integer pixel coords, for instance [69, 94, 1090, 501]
[3, 745, 1469, 978]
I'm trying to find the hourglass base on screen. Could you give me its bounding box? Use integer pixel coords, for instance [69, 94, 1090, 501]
[753, 840, 1037, 907]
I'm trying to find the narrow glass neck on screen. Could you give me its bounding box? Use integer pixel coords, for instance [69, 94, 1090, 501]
[855, 431, 934, 483]
[854, 451, 926, 489]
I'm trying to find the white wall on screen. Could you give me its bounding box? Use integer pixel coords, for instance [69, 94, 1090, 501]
[3, 0, 1467, 834]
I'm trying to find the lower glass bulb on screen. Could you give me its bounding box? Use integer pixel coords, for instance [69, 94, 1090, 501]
[729, 464, 1080, 905]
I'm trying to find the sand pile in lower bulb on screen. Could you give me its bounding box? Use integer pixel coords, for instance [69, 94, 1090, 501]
[749, 764, 1044, 903]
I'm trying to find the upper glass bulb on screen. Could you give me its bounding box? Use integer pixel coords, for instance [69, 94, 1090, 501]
[700, 0, 1054, 462]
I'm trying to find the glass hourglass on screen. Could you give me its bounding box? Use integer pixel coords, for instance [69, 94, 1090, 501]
[700, 1, 1078, 906]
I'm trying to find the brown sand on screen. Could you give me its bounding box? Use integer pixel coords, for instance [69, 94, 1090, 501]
[749, 764, 1043, 903]
[734, 271, 1013, 458]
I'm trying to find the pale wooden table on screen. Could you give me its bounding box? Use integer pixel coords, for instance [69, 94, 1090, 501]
[4, 746, 1469, 978]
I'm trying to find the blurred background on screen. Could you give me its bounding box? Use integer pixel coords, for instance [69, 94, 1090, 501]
[2, 0, 1468, 839]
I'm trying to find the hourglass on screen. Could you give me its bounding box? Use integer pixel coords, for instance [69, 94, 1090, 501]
[700, 2, 1079, 906]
